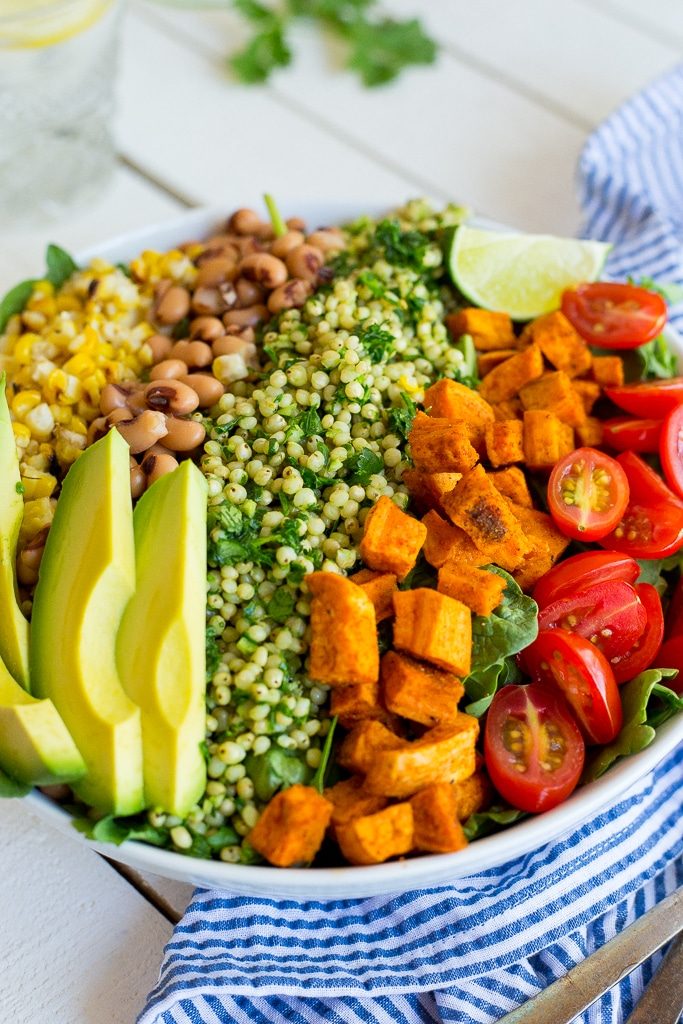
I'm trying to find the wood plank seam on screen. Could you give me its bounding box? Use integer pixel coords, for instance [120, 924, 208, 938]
[117, 153, 199, 209]
[105, 858, 184, 924]
[577, 0, 683, 50]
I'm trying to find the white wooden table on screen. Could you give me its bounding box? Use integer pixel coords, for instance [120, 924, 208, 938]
[1, 2, 682, 1019]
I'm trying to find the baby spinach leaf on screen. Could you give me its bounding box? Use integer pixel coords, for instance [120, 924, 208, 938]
[462, 805, 526, 841]
[45, 243, 78, 289]
[464, 656, 522, 718]
[0, 279, 36, 334]
[582, 668, 683, 783]
[0, 767, 31, 798]
[74, 813, 169, 847]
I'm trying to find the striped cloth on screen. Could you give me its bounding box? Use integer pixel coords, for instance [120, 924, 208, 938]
[139, 64, 683, 1024]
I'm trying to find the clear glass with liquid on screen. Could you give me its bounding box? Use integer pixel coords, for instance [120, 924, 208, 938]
[0, 0, 122, 224]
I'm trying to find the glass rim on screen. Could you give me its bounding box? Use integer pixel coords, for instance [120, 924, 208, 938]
[0, 0, 116, 29]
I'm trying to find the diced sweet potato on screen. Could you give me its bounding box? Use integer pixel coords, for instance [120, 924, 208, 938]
[248, 785, 333, 867]
[364, 716, 480, 798]
[410, 783, 468, 853]
[477, 349, 520, 377]
[592, 355, 624, 388]
[403, 469, 462, 516]
[393, 588, 472, 676]
[442, 464, 530, 571]
[445, 308, 516, 351]
[380, 650, 464, 727]
[338, 720, 405, 774]
[359, 495, 427, 581]
[307, 572, 379, 687]
[336, 803, 414, 865]
[350, 568, 397, 623]
[489, 466, 533, 508]
[422, 378, 495, 448]
[437, 564, 507, 617]
[575, 416, 604, 447]
[324, 776, 388, 838]
[408, 412, 479, 473]
[523, 410, 574, 471]
[331, 680, 388, 728]
[572, 379, 601, 415]
[491, 398, 523, 421]
[452, 771, 493, 821]
[519, 371, 586, 427]
[521, 310, 592, 378]
[422, 509, 484, 569]
[484, 419, 525, 467]
[478, 345, 544, 404]
[508, 503, 571, 591]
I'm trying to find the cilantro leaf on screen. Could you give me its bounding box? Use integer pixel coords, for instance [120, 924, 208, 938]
[372, 218, 430, 269]
[347, 17, 437, 87]
[45, 244, 78, 289]
[359, 323, 395, 363]
[0, 279, 36, 334]
[345, 447, 384, 483]
[266, 589, 296, 622]
[388, 392, 418, 442]
[230, 21, 292, 83]
[286, 407, 323, 440]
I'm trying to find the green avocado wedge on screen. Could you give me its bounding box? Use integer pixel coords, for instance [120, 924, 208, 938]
[117, 461, 208, 816]
[0, 655, 85, 787]
[0, 372, 31, 690]
[30, 429, 144, 815]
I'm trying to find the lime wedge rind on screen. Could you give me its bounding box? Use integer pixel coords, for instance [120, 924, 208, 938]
[448, 226, 612, 321]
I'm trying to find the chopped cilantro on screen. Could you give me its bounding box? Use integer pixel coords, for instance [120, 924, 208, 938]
[345, 447, 384, 484]
[15, 482, 24, 495]
[359, 323, 395, 363]
[286, 407, 323, 439]
[267, 589, 296, 622]
[388, 393, 417, 441]
[356, 270, 387, 298]
[372, 218, 430, 270]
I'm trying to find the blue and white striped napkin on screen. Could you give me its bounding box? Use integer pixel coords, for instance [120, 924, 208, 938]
[139, 64, 683, 1024]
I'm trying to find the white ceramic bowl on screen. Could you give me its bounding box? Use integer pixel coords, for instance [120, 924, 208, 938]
[24, 203, 683, 898]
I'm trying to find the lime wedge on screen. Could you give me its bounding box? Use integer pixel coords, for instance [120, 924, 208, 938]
[448, 225, 612, 321]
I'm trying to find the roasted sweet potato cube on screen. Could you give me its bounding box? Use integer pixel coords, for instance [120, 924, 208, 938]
[445, 308, 516, 351]
[403, 469, 462, 516]
[519, 371, 586, 427]
[575, 416, 604, 447]
[437, 564, 507, 617]
[523, 410, 574, 471]
[380, 650, 464, 727]
[442, 464, 530, 571]
[489, 467, 533, 508]
[248, 785, 333, 867]
[408, 412, 479, 474]
[572, 379, 601, 415]
[364, 716, 480, 798]
[491, 398, 523, 421]
[484, 419, 525, 467]
[477, 349, 520, 376]
[478, 345, 544, 404]
[307, 572, 379, 687]
[452, 771, 493, 821]
[521, 310, 592, 378]
[359, 495, 427, 581]
[508, 504, 571, 591]
[337, 720, 405, 774]
[324, 777, 388, 838]
[331, 679, 387, 728]
[422, 378, 495, 448]
[410, 783, 468, 853]
[350, 568, 397, 623]
[393, 588, 472, 676]
[592, 355, 624, 388]
[336, 803, 414, 865]
[422, 509, 485, 569]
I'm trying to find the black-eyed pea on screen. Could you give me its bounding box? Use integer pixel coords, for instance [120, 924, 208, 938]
[285, 244, 324, 283]
[116, 410, 168, 454]
[100, 383, 131, 415]
[170, 340, 213, 369]
[191, 284, 236, 317]
[270, 230, 305, 259]
[228, 208, 263, 235]
[286, 216, 306, 232]
[222, 323, 256, 344]
[149, 358, 188, 381]
[107, 407, 134, 426]
[267, 278, 312, 314]
[145, 379, 200, 416]
[223, 305, 268, 329]
[87, 416, 108, 445]
[212, 335, 259, 366]
[237, 253, 287, 289]
[196, 256, 238, 289]
[234, 277, 266, 308]
[141, 450, 179, 486]
[162, 416, 206, 452]
[306, 228, 346, 252]
[189, 316, 224, 341]
[155, 285, 191, 325]
[146, 333, 174, 363]
[178, 373, 224, 407]
[130, 458, 146, 499]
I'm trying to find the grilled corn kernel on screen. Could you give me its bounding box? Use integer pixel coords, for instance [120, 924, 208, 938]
[24, 403, 55, 440]
[11, 390, 41, 420]
[21, 473, 57, 500]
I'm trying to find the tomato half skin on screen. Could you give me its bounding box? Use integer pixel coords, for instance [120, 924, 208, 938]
[523, 629, 623, 745]
[532, 551, 640, 610]
[651, 637, 683, 695]
[561, 282, 667, 349]
[615, 451, 683, 507]
[537, 581, 646, 662]
[660, 404, 683, 501]
[548, 447, 629, 542]
[601, 452, 683, 559]
[609, 583, 664, 683]
[602, 417, 662, 454]
[484, 682, 585, 814]
[605, 377, 683, 418]
[665, 578, 683, 639]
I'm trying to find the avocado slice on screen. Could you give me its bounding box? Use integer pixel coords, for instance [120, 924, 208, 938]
[0, 373, 30, 690]
[30, 429, 144, 815]
[117, 461, 208, 816]
[0, 655, 86, 786]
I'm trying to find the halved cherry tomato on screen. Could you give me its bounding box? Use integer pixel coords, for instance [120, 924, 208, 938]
[666, 578, 683, 639]
[651, 637, 683, 695]
[600, 452, 683, 559]
[660, 404, 683, 500]
[484, 681, 585, 813]
[561, 282, 667, 349]
[532, 551, 640, 610]
[615, 451, 683, 506]
[523, 629, 622, 745]
[605, 377, 683, 418]
[602, 417, 662, 454]
[537, 582, 646, 663]
[609, 583, 664, 683]
[548, 447, 629, 541]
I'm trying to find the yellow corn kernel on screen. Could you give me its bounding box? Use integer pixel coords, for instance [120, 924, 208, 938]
[12, 334, 40, 366]
[31, 280, 54, 298]
[50, 404, 72, 425]
[62, 351, 94, 376]
[12, 422, 31, 449]
[21, 473, 57, 500]
[397, 375, 419, 394]
[21, 310, 46, 331]
[30, 297, 57, 318]
[24, 403, 55, 440]
[19, 497, 56, 546]
[11, 390, 42, 420]
[69, 417, 88, 435]
[55, 294, 82, 313]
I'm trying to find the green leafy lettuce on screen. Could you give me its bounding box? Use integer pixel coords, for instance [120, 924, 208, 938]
[462, 805, 526, 842]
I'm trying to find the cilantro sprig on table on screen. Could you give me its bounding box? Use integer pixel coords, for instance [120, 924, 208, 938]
[230, 0, 437, 87]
